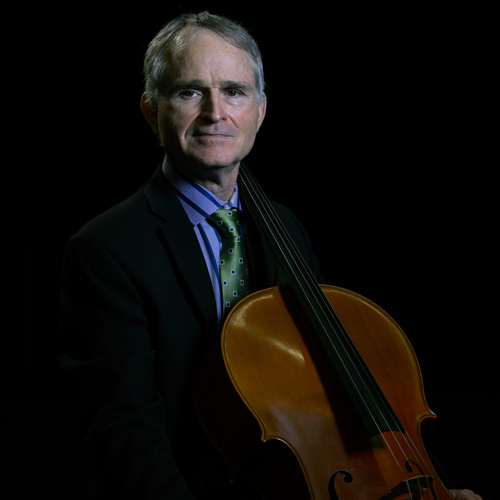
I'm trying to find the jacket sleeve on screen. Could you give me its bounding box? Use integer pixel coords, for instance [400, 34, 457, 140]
[59, 232, 196, 499]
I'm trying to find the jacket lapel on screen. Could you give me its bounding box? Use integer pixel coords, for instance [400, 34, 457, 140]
[143, 167, 217, 331]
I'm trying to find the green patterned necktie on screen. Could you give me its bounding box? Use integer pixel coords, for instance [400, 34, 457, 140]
[209, 208, 250, 318]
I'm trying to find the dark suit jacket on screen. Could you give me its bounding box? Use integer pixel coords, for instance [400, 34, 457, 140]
[59, 166, 322, 499]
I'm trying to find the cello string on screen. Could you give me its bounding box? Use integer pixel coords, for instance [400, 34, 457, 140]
[242, 182, 431, 498]
[238, 169, 391, 417]
[247, 172, 438, 498]
[239, 165, 396, 418]
[241, 172, 434, 497]
[240, 165, 401, 429]
[250, 179, 435, 497]
[239, 164, 435, 497]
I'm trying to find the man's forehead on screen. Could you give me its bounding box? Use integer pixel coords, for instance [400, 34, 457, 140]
[178, 31, 250, 63]
[167, 33, 256, 86]
[172, 28, 244, 58]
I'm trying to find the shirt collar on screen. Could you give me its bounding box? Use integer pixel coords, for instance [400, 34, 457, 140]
[162, 157, 241, 226]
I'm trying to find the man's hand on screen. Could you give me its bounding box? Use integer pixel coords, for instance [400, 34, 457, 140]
[449, 489, 483, 500]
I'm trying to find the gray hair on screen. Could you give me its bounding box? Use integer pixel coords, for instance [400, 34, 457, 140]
[143, 11, 265, 106]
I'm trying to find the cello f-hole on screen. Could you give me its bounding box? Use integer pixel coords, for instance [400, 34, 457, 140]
[328, 470, 353, 500]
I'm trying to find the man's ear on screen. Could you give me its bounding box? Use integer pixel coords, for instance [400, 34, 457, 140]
[256, 93, 267, 132]
[140, 93, 160, 136]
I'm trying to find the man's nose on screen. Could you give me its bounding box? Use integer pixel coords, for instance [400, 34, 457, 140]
[200, 90, 226, 122]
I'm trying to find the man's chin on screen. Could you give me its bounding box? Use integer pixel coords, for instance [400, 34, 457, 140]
[168, 154, 240, 178]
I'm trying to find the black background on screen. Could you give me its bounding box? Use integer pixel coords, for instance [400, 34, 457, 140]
[16, 2, 496, 498]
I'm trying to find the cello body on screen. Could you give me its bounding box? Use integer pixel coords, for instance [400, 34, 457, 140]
[194, 285, 453, 499]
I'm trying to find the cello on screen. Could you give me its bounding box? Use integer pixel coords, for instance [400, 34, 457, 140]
[193, 161, 454, 499]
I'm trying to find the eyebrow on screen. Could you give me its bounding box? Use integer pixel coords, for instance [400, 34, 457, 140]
[168, 79, 254, 95]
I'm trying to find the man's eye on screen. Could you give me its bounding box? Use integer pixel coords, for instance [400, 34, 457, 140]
[226, 89, 243, 97]
[180, 89, 200, 98]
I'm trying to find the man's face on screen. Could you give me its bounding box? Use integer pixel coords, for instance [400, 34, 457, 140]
[146, 29, 266, 178]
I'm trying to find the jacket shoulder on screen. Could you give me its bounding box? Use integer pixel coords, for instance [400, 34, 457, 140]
[75, 167, 180, 243]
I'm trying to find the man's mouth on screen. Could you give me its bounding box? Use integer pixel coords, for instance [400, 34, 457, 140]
[193, 128, 234, 138]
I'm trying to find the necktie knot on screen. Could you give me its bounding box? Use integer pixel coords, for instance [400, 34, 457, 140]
[208, 208, 243, 240]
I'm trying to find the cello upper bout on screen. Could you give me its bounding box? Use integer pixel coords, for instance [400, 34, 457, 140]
[319, 284, 433, 426]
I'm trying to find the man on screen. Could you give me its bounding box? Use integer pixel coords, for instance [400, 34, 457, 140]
[60, 11, 482, 500]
